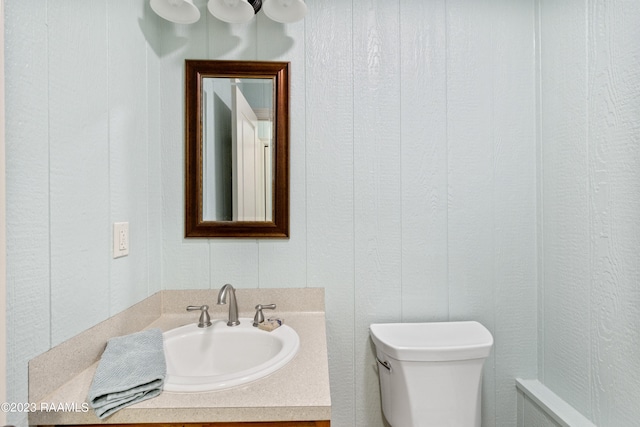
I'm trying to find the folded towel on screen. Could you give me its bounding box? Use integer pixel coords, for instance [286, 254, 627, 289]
[88, 328, 166, 419]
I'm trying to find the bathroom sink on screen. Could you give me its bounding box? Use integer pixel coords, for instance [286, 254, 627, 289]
[163, 318, 300, 392]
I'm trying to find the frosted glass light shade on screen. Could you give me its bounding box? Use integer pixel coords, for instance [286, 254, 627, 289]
[150, 0, 201, 24]
[208, 0, 261, 23]
[262, 0, 306, 23]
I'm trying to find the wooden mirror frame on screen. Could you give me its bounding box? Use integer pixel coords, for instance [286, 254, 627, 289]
[185, 60, 290, 238]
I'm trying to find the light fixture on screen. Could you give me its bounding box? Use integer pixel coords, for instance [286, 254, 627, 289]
[150, 0, 305, 24]
[262, 0, 307, 23]
[207, 0, 262, 24]
[150, 0, 201, 24]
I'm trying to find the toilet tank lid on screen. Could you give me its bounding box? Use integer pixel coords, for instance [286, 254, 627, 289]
[369, 321, 493, 362]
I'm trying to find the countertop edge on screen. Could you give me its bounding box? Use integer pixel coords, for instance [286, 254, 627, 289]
[29, 405, 332, 425]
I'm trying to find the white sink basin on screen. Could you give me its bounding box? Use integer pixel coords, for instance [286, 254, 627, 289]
[163, 318, 300, 392]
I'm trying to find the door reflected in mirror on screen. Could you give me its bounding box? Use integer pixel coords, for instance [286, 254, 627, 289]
[202, 78, 274, 222]
[185, 60, 290, 238]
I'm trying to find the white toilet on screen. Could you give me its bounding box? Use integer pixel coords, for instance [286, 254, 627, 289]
[369, 321, 493, 427]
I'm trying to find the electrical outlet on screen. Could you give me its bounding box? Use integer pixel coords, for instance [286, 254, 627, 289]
[113, 222, 129, 258]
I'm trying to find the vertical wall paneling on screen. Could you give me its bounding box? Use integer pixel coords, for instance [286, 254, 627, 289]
[7, 0, 640, 425]
[160, 9, 211, 289]
[538, 0, 591, 418]
[212, 240, 260, 289]
[255, 14, 308, 289]
[517, 389, 525, 426]
[538, 0, 640, 425]
[492, 1, 538, 425]
[534, 0, 546, 385]
[4, 2, 50, 425]
[305, 1, 356, 425]
[446, 0, 497, 424]
[5, 1, 597, 426]
[0, 2, 6, 422]
[158, 1, 540, 425]
[587, 1, 615, 423]
[352, 0, 402, 425]
[108, 0, 151, 313]
[145, 3, 163, 297]
[6, 1, 162, 422]
[48, 0, 111, 345]
[587, 0, 640, 425]
[399, 0, 449, 322]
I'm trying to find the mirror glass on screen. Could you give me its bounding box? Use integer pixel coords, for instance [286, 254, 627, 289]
[202, 77, 274, 222]
[185, 60, 290, 238]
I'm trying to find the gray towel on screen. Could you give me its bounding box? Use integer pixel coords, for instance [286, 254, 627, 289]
[88, 328, 166, 419]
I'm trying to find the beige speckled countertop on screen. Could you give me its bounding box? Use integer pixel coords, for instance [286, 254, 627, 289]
[28, 288, 331, 425]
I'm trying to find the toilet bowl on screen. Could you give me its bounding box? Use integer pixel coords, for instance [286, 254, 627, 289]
[369, 321, 493, 427]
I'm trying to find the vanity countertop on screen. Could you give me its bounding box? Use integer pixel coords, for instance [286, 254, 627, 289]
[28, 288, 331, 425]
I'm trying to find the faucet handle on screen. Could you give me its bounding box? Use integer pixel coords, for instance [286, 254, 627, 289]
[253, 304, 276, 327]
[186, 305, 212, 328]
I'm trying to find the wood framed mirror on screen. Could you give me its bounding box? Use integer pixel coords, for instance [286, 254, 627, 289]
[185, 60, 290, 238]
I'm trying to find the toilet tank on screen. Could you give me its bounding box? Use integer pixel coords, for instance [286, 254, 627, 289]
[370, 321, 493, 427]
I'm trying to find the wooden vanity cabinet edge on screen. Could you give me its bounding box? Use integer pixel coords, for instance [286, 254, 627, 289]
[38, 422, 330, 427]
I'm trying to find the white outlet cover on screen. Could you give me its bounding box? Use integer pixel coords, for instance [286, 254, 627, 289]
[113, 222, 129, 258]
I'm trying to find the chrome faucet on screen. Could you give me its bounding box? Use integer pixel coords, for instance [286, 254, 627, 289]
[217, 283, 240, 326]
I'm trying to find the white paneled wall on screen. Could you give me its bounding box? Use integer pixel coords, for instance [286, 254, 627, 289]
[6, 3, 53, 426]
[48, 1, 111, 345]
[4, 1, 162, 426]
[6, 0, 640, 426]
[5, 7, 50, 427]
[159, 1, 538, 426]
[306, 1, 356, 421]
[352, 1, 402, 424]
[4, 1, 593, 427]
[538, 0, 640, 425]
[0, 2, 6, 423]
